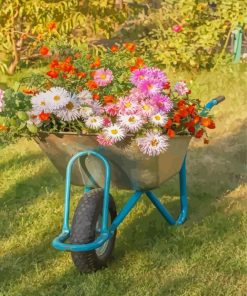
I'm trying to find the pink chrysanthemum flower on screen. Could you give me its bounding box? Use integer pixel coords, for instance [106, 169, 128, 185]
[128, 87, 146, 102]
[138, 79, 163, 97]
[174, 81, 189, 96]
[104, 103, 119, 116]
[130, 68, 150, 86]
[139, 101, 157, 117]
[94, 68, 113, 87]
[148, 67, 168, 84]
[137, 131, 169, 156]
[103, 116, 112, 127]
[117, 97, 140, 115]
[96, 134, 114, 146]
[152, 94, 174, 112]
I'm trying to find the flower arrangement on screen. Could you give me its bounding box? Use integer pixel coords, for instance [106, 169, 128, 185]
[0, 43, 216, 156]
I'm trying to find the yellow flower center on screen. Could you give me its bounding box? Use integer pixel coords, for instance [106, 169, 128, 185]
[111, 129, 118, 135]
[100, 74, 106, 79]
[40, 101, 46, 106]
[125, 102, 132, 108]
[151, 139, 159, 147]
[91, 118, 97, 123]
[66, 102, 74, 110]
[154, 115, 161, 121]
[143, 104, 150, 110]
[53, 95, 60, 101]
[128, 116, 136, 123]
[139, 75, 144, 80]
[148, 84, 154, 90]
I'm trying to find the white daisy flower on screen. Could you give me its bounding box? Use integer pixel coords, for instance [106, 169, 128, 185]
[137, 132, 169, 156]
[78, 90, 92, 101]
[118, 114, 143, 132]
[140, 102, 156, 117]
[46, 87, 70, 110]
[56, 95, 80, 122]
[89, 100, 103, 115]
[85, 116, 103, 130]
[103, 124, 126, 143]
[31, 92, 50, 112]
[150, 113, 168, 126]
[79, 106, 94, 118]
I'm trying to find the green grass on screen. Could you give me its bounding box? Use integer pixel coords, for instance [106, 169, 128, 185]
[0, 65, 247, 296]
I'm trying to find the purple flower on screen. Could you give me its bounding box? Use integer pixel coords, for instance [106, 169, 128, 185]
[148, 67, 168, 84]
[138, 79, 163, 97]
[151, 94, 174, 112]
[130, 68, 150, 86]
[0, 89, 4, 112]
[174, 81, 189, 96]
[94, 68, 113, 87]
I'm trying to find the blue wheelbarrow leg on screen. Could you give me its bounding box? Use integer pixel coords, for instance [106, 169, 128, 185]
[146, 156, 188, 225]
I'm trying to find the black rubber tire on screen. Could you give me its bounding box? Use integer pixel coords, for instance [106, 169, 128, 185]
[70, 188, 117, 273]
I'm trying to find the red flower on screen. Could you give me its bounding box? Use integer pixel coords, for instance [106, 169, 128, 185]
[130, 66, 138, 72]
[172, 24, 183, 32]
[111, 44, 119, 52]
[165, 118, 173, 129]
[178, 108, 189, 118]
[195, 129, 204, 138]
[77, 71, 86, 78]
[188, 126, 195, 134]
[167, 128, 175, 138]
[187, 105, 195, 115]
[47, 70, 59, 78]
[124, 42, 136, 52]
[177, 100, 186, 108]
[173, 113, 181, 123]
[39, 112, 50, 121]
[163, 82, 170, 89]
[103, 95, 115, 104]
[39, 46, 49, 56]
[47, 21, 57, 30]
[93, 93, 100, 100]
[50, 60, 59, 69]
[208, 120, 216, 129]
[86, 80, 98, 90]
[193, 115, 201, 124]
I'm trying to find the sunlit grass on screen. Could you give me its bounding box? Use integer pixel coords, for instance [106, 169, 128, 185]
[0, 65, 246, 295]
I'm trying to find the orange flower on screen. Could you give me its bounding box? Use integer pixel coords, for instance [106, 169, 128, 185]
[0, 125, 7, 131]
[90, 71, 96, 78]
[208, 120, 215, 129]
[177, 100, 186, 108]
[21, 33, 28, 40]
[111, 44, 119, 52]
[39, 112, 50, 121]
[22, 89, 37, 95]
[135, 57, 144, 67]
[124, 42, 136, 52]
[37, 33, 43, 40]
[86, 54, 92, 60]
[77, 71, 86, 78]
[187, 104, 195, 115]
[193, 115, 201, 124]
[201, 117, 215, 127]
[47, 21, 57, 30]
[178, 108, 189, 118]
[103, 95, 115, 104]
[74, 52, 81, 59]
[167, 128, 175, 138]
[90, 57, 101, 68]
[39, 46, 49, 56]
[165, 118, 173, 129]
[93, 93, 100, 100]
[47, 70, 59, 78]
[86, 80, 98, 90]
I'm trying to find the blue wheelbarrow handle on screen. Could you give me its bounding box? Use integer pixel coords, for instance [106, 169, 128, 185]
[205, 95, 225, 110]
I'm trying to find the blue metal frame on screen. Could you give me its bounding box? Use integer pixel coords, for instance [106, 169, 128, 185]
[52, 152, 188, 252]
[52, 98, 224, 253]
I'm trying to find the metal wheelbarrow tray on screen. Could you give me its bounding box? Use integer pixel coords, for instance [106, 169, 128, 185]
[36, 133, 191, 190]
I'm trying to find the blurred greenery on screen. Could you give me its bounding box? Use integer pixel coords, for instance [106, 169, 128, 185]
[0, 0, 246, 74]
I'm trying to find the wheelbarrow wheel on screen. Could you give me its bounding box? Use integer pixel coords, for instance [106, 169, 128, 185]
[70, 188, 117, 273]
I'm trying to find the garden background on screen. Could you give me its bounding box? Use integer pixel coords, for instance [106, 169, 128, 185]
[0, 1, 246, 295]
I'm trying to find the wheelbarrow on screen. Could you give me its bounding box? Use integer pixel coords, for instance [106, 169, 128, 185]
[36, 96, 225, 273]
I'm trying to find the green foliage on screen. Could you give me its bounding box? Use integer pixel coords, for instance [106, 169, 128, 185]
[138, 0, 247, 70]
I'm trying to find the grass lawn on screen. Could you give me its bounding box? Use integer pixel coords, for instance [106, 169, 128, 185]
[0, 65, 246, 296]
